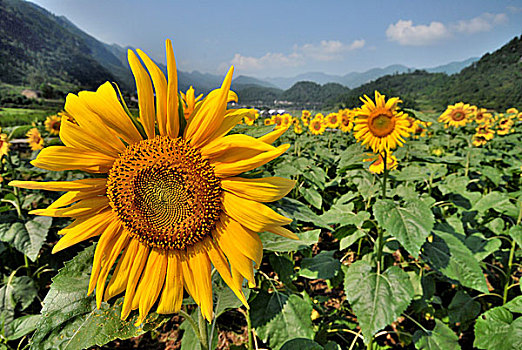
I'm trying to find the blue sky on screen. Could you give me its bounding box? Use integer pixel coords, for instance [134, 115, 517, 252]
[30, 0, 522, 78]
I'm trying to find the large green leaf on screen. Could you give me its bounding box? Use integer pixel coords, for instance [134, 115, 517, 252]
[344, 261, 414, 344]
[299, 251, 341, 280]
[448, 290, 481, 324]
[509, 226, 522, 248]
[300, 187, 323, 209]
[260, 229, 320, 252]
[212, 274, 250, 318]
[421, 231, 488, 293]
[3, 314, 41, 341]
[280, 338, 323, 350]
[474, 306, 522, 350]
[31, 245, 169, 350]
[274, 198, 330, 229]
[472, 191, 511, 214]
[337, 143, 365, 172]
[251, 291, 314, 350]
[373, 199, 434, 257]
[413, 319, 461, 350]
[0, 213, 52, 261]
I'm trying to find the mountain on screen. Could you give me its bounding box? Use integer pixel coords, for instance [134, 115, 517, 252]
[0, 0, 116, 90]
[425, 57, 479, 75]
[232, 75, 279, 89]
[333, 36, 522, 111]
[281, 81, 350, 105]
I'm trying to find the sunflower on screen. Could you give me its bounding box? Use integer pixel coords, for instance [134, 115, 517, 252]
[180, 86, 203, 120]
[471, 107, 491, 124]
[496, 117, 514, 135]
[475, 124, 494, 140]
[10, 40, 296, 325]
[339, 109, 354, 133]
[472, 134, 488, 147]
[301, 110, 311, 127]
[26, 128, 44, 151]
[309, 117, 326, 135]
[44, 115, 62, 135]
[438, 102, 473, 128]
[325, 112, 340, 129]
[363, 152, 398, 174]
[353, 91, 410, 153]
[0, 128, 9, 157]
[264, 118, 275, 126]
[243, 111, 257, 126]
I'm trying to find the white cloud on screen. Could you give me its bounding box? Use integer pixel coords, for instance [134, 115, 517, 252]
[386, 20, 450, 46]
[229, 39, 365, 73]
[387, 13, 508, 46]
[452, 13, 508, 34]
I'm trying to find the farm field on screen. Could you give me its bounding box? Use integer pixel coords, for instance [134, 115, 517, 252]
[1, 86, 521, 349]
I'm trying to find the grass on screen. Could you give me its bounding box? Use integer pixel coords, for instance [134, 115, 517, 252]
[0, 107, 57, 128]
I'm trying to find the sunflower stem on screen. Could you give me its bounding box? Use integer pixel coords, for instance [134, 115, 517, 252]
[375, 151, 388, 268]
[503, 238, 516, 305]
[198, 307, 209, 350]
[239, 308, 254, 350]
[381, 150, 388, 199]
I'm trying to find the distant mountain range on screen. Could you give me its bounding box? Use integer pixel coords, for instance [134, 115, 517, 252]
[0, 0, 519, 110]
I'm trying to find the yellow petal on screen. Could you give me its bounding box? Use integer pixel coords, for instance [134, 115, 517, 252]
[258, 126, 289, 145]
[137, 49, 168, 136]
[201, 134, 274, 160]
[157, 252, 183, 314]
[30, 196, 109, 217]
[165, 39, 179, 138]
[31, 146, 115, 173]
[134, 249, 168, 325]
[64, 93, 126, 154]
[204, 237, 248, 307]
[128, 50, 155, 139]
[204, 109, 255, 143]
[9, 178, 106, 192]
[221, 177, 295, 202]
[221, 191, 292, 232]
[267, 225, 299, 240]
[60, 119, 121, 158]
[121, 242, 149, 320]
[180, 251, 199, 305]
[94, 226, 128, 308]
[52, 209, 114, 253]
[104, 235, 139, 302]
[184, 67, 234, 148]
[215, 215, 263, 267]
[186, 244, 213, 321]
[212, 144, 290, 178]
[77, 82, 142, 144]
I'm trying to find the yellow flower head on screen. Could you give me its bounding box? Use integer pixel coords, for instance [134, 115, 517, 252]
[44, 114, 62, 135]
[363, 152, 398, 174]
[309, 117, 326, 135]
[438, 102, 473, 128]
[472, 134, 488, 147]
[11, 40, 295, 326]
[0, 128, 9, 157]
[339, 109, 354, 132]
[472, 107, 492, 124]
[475, 124, 495, 140]
[264, 118, 275, 126]
[26, 128, 44, 151]
[353, 91, 410, 153]
[301, 110, 311, 126]
[180, 86, 203, 120]
[325, 112, 340, 129]
[496, 117, 514, 135]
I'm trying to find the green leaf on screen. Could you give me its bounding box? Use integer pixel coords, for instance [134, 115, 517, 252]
[302, 166, 327, 190]
[339, 229, 367, 251]
[413, 319, 461, 350]
[212, 274, 250, 318]
[0, 275, 37, 316]
[269, 255, 297, 290]
[0, 214, 52, 261]
[373, 199, 434, 257]
[473, 191, 511, 214]
[280, 338, 323, 350]
[465, 233, 502, 261]
[344, 261, 414, 344]
[474, 306, 522, 350]
[31, 245, 169, 350]
[251, 291, 314, 350]
[422, 231, 488, 293]
[179, 311, 218, 350]
[301, 187, 323, 209]
[320, 203, 354, 225]
[260, 229, 320, 252]
[337, 143, 365, 172]
[394, 165, 427, 182]
[299, 251, 341, 280]
[448, 290, 481, 324]
[509, 226, 522, 248]
[274, 198, 330, 229]
[504, 295, 522, 313]
[4, 314, 41, 341]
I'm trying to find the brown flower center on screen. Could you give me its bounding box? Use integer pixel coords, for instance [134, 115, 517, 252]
[451, 110, 466, 121]
[369, 113, 395, 137]
[107, 136, 222, 250]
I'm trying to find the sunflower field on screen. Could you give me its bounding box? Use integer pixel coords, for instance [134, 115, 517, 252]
[1, 42, 522, 350]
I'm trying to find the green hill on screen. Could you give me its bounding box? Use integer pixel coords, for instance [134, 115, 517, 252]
[0, 0, 116, 90]
[334, 35, 522, 111]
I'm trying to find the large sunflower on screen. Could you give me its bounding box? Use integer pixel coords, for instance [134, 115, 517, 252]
[309, 117, 326, 135]
[438, 102, 473, 128]
[10, 40, 296, 325]
[353, 91, 410, 153]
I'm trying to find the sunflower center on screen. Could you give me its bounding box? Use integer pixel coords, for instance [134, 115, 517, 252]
[369, 114, 395, 137]
[451, 111, 466, 121]
[107, 136, 222, 250]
